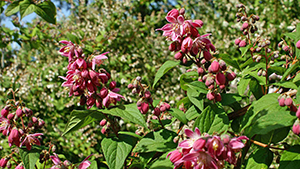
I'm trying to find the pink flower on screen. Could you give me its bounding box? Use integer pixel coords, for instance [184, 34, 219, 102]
[178, 128, 201, 149]
[59, 40, 78, 62]
[91, 52, 108, 70]
[77, 154, 93, 169]
[0, 158, 8, 167]
[102, 90, 124, 108]
[167, 150, 183, 163]
[20, 133, 43, 150]
[8, 128, 20, 147]
[15, 164, 25, 169]
[0, 116, 11, 135]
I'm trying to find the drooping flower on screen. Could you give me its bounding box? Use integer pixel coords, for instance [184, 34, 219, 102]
[91, 52, 109, 70]
[102, 90, 125, 108]
[20, 133, 43, 150]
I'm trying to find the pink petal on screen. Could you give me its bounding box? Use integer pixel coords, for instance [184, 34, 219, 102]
[166, 16, 177, 23]
[78, 161, 91, 169]
[177, 15, 185, 24]
[184, 129, 194, 138]
[59, 40, 69, 44]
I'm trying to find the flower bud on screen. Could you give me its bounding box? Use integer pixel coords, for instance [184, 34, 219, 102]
[38, 120, 45, 127]
[219, 60, 227, 70]
[216, 72, 226, 85]
[203, 50, 212, 61]
[197, 67, 204, 75]
[169, 42, 176, 51]
[127, 83, 133, 89]
[167, 150, 182, 163]
[174, 52, 183, 60]
[100, 88, 108, 98]
[296, 106, 300, 119]
[284, 97, 293, 106]
[210, 61, 220, 73]
[144, 90, 151, 99]
[32, 117, 38, 123]
[226, 72, 236, 81]
[242, 22, 249, 30]
[296, 40, 300, 49]
[283, 46, 289, 52]
[25, 108, 33, 116]
[164, 103, 171, 110]
[1, 108, 9, 117]
[234, 39, 241, 45]
[153, 107, 161, 116]
[8, 128, 20, 147]
[80, 95, 87, 106]
[290, 105, 298, 112]
[101, 127, 107, 134]
[239, 40, 247, 47]
[179, 8, 185, 15]
[7, 113, 14, 120]
[293, 123, 300, 135]
[109, 81, 117, 89]
[100, 119, 107, 126]
[16, 108, 23, 118]
[0, 158, 8, 168]
[207, 92, 215, 100]
[160, 104, 166, 112]
[139, 103, 149, 114]
[278, 98, 285, 107]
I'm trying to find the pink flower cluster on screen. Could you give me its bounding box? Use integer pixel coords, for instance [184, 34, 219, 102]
[278, 96, 300, 135]
[59, 41, 124, 109]
[50, 153, 92, 169]
[158, 9, 236, 102]
[167, 128, 248, 169]
[157, 8, 215, 63]
[198, 60, 236, 102]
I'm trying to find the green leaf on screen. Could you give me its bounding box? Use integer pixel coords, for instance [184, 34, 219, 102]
[66, 33, 80, 44]
[5, 1, 20, 16]
[293, 73, 300, 83]
[281, 62, 300, 82]
[279, 145, 300, 169]
[169, 108, 188, 124]
[89, 160, 98, 169]
[296, 86, 300, 104]
[193, 103, 229, 134]
[249, 79, 263, 100]
[237, 78, 251, 96]
[118, 131, 142, 140]
[247, 71, 266, 85]
[153, 60, 180, 88]
[186, 81, 207, 94]
[240, 58, 254, 69]
[101, 134, 138, 169]
[102, 104, 148, 129]
[35, 1, 56, 24]
[187, 87, 204, 111]
[220, 93, 243, 106]
[19, 0, 35, 19]
[150, 151, 173, 169]
[179, 71, 198, 91]
[255, 127, 290, 144]
[241, 93, 296, 137]
[19, 146, 42, 169]
[272, 81, 298, 90]
[63, 110, 105, 136]
[245, 147, 273, 169]
[185, 105, 201, 121]
[219, 53, 241, 71]
[134, 129, 177, 153]
[239, 45, 250, 57]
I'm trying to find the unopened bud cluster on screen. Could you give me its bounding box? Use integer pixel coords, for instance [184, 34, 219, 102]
[197, 59, 236, 102]
[167, 128, 248, 169]
[58, 40, 124, 109]
[234, 4, 259, 47]
[278, 95, 300, 135]
[128, 77, 171, 117]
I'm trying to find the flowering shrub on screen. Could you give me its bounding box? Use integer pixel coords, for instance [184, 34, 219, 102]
[2, 1, 300, 169]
